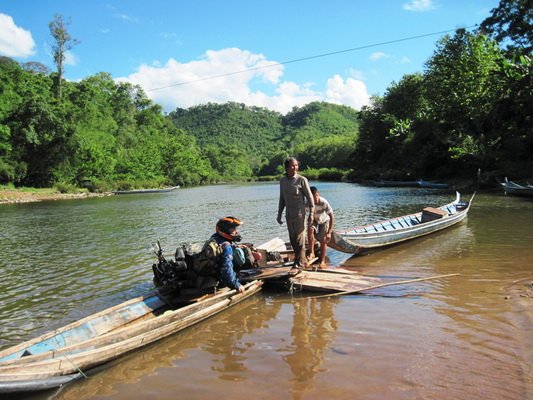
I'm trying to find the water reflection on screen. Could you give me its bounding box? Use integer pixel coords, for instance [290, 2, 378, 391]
[1, 186, 532, 400]
[282, 297, 339, 399]
[203, 295, 282, 381]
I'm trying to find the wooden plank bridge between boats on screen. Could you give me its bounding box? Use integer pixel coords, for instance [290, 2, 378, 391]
[240, 236, 459, 295]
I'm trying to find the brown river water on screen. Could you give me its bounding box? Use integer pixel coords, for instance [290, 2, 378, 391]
[0, 182, 531, 400]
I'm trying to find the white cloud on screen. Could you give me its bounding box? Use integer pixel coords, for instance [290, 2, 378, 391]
[370, 52, 389, 61]
[324, 75, 371, 110]
[0, 13, 36, 58]
[118, 48, 371, 114]
[115, 13, 139, 23]
[403, 0, 435, 12]
[64, 51, 77, 66]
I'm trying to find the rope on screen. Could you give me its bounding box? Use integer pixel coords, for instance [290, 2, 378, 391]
[147, 26, 477, 92]
[53, 333, 88, 379]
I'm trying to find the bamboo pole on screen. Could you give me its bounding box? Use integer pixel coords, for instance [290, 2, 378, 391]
[312, 273, 460, 298]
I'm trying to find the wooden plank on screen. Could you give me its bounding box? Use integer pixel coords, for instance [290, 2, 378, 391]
[239, 265, 293, 282]
[290, 271, 382, 292]
[324, 273, 460, 297]
[256, 237, 286, 251]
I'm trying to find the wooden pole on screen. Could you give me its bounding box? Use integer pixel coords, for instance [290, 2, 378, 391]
[313, 273, 460, 298]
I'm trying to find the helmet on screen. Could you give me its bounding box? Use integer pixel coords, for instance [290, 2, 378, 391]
[216, 216, 242, 242]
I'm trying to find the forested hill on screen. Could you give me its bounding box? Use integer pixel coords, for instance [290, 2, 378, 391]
[168, 103, 285, 178]
[169, 101, 360, 177]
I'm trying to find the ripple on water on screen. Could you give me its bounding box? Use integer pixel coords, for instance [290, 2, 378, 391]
[0, 187, 531, 400]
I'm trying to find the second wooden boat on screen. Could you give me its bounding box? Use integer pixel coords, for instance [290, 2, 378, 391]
[330, 192, 474, 254]
[501, 177, 533, 198]
[112, 185, 180, 195]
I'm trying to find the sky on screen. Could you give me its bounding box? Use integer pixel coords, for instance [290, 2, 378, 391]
[0, 0, 500, 114]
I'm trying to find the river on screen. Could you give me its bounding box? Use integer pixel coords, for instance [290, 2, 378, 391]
[0, 182, 531, 400]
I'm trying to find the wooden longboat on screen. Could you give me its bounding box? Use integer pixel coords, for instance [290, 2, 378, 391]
[366, 179, 449, 189]
[329, 192, 474, 254]
[501, 177, 533, 198]
[416, 179, 449, 189]
[0, 281, 262, 393]
[112, 185, 180, 195]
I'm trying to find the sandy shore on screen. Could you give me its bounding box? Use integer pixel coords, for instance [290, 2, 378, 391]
[0, 190, 113, 204]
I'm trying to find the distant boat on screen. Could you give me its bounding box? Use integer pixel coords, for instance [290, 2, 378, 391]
[501, 177, 533, 198]
[329, 192, 473, 254]
[367, 180, 419, 187]
[416, 179, 450, 189]
[112, 185, 180, 195]
[366, 180, 449, 189]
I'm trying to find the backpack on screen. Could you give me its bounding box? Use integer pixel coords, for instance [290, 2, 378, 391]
[181, 238, 229, 289]
[182, 239, 226, 275]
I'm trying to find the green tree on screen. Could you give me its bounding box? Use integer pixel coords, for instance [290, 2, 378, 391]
[424, 30, 506, 174]
[0, 58, 21, 182]
[8, 98, 76, 186]
[479, 0, 533, 57]
[49, 14, 80, 98]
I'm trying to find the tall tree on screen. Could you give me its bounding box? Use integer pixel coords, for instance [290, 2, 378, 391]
[479, 0, 533, 57]
[49, 14, 79, 98]
[424, 30, 505, 174]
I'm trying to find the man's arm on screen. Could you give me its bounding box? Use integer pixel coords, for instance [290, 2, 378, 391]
[277, 179, 286, 225]
[325, 199, 334, 242]
[302, 178, 314, 222]
[218, 246, 244, 291]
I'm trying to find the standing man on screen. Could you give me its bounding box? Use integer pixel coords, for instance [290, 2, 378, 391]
[277, 157, 314, 268]
[308, 186, 335, 268]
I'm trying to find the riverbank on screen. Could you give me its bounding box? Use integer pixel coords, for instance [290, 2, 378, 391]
[0, 189, 113, 204]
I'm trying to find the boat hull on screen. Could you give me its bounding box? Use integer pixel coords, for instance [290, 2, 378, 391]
[330, 192, 473, 254]
[112, 185, 179, 195]
[0, 281, 262, 393]
[366, 180, 449, 189]
[501, 178, 533, 197]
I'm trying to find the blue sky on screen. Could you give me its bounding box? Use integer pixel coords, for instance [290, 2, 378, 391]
[0, 0, 499, 114]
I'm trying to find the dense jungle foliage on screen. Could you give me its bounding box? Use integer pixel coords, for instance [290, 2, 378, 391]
[0, 0, 531, 191]
[169, 101, 359, 180]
